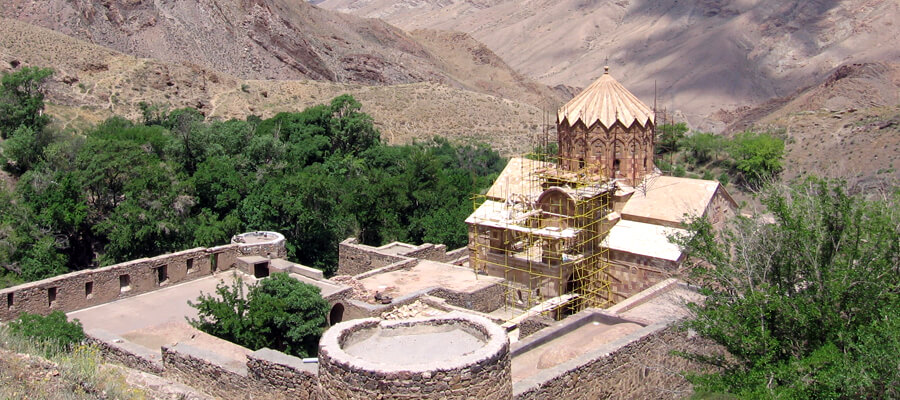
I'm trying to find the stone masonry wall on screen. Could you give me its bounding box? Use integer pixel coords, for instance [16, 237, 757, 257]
[398, 243, 449, 262]
[0, 236, 283, 321]
[85, 329, 165, 374]
[318, 316, 512, 400]
[513, 324, 723, 400]
[247, 348, 319, 400]
[161, 343, 265, 400]
[606, 255, 671, 304]
[517, 315, 556, 339]
[337, 238, 406, 276]
[430, 281, 504, 313]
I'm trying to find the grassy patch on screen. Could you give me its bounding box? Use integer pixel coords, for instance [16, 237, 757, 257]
[0, 324, 146, 399]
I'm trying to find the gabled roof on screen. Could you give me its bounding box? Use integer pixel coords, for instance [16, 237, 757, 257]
[557, 67, 655, 130]
[621, 175, 734, 227]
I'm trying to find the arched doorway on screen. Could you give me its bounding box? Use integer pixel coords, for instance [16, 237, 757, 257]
[329, 303, 345, 325]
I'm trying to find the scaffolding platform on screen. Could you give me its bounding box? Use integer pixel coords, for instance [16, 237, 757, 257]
[467, 154, 615, 320]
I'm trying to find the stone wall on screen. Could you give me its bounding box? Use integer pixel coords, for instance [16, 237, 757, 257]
[162, 343, 263, 399]
[430, 281, 505, 313]
[85, 329, 165, 374]
[517, 315, 556, 339]
[353, 258, 419, 280]
[398, 243, 449, 262]
[606, 255, 671, 304]
[337, 238, 470, 276]
[337, 238, 407, 276]
[513, 323, 722, 400]
[318, 315, 512, 400]
[0, 235, 284, 321]
[247, 348, 319, 400]
[705, 186, 738, 230]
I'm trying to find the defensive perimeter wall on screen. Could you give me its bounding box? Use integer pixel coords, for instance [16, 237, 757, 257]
[0, 233, 721, 399]
[0, 231, 286, 322]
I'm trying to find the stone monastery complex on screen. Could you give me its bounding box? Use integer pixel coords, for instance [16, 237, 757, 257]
[0, 69, 732, 399]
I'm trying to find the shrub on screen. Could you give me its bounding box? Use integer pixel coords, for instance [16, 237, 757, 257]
[6, 311, 85, 349]
[717, 172, 730, 187]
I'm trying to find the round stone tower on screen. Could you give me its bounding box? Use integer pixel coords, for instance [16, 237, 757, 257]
[318, 313, 511, 399]
[557, 66, 655, 186]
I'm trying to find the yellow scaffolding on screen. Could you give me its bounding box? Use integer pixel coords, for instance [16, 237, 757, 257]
[468, 153, 613, 321]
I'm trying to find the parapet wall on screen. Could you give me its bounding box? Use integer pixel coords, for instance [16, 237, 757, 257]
[513, 323, 720, 400]
[0, 233, 286, 321]
[161, 343, 319, 400]
[85, 329, 165, 374]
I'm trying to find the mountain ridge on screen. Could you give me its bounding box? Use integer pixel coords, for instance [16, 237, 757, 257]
[319, 0, 900, 131]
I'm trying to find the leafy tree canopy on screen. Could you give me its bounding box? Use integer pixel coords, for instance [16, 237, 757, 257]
[0, 68, 506, 286]
[676, 179, 900, 398]
[0, 66, 53, 139]
[188, 272, 329, 358]
[728, 131, 784, 187]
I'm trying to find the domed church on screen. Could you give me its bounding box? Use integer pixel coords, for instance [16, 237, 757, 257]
[557, 66, 655, 186]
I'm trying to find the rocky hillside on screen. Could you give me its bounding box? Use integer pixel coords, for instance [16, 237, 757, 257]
[0, 0, 561, 108]
[731, 62, 900, 188]
[320, 0, 900, 131]
[0, 18, 546, 154]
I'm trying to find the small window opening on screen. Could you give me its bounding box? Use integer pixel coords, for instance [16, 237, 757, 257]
[643, 157, 647, 169]
[613, 159, 621, 173]
[47, 287, 57, 307]
[6, 293, 13, 310]
[578, 157, 585, 169]
[186, 258, 194, 273]
[120, 275, 131, 293]
[254, 262, 270, 279]
[85, 281, 94, 299]
[156, 265, 169, 285]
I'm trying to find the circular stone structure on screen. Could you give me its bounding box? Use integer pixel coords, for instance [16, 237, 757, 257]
[318, 313, 511, 400]
[230, 231, 286, 258]
[231, 231, 285, 245]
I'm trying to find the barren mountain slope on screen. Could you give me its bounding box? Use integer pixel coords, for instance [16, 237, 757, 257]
[731, 62, 900, 188]
[0, 18, 544, 154]
[0, 0, 560, 108]
[320, 0, 900, 130]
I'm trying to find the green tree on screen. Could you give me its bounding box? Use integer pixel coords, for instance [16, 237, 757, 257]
[681, 132, 724, 164]
[675, 179, 900, 398]
[656, 122, 688, 155]
[188, 272, 329, 358]
[727, 131, 784, 187]
[328, 94, 380, 155]
[0, 67, 53, 139]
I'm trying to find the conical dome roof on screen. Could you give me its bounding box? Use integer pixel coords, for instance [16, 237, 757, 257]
[558, 67, 654, 130]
